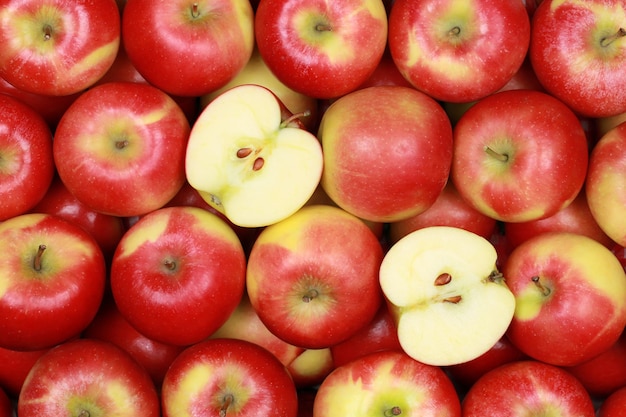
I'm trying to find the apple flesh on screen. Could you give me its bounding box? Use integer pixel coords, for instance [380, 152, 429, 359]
[379, 225, 516, 366]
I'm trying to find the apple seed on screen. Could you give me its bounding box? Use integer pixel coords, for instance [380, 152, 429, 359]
[236, 147, 253, 158]
[252, 157, 264, 171]
[600, 28, 626, 48]
[33, 244, 47, 272]
[384, 406, 402, 416]
[531, 276, 551, 297]
[443, 295, 462, 304]
[434, 273, 452, 286]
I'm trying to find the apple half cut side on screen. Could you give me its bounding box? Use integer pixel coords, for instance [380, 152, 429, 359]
[185, 84, 323, 228]
[379, 225, 516, 367]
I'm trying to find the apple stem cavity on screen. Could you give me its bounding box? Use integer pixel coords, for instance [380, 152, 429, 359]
[484, 146, 509, 162]
[43, 24, 53, 41]
[33, 244, 47, 272]
[384, 406, 402, 416]
[315, 22, 333, 32]
[163, 259, 177, 271]
[600, 28, 626, 47]
[531, 276, 551, 297]
[78, 410, 91, 417]
[434, 273, 452, 286]
[219, 393, 234, 417]
[280, 110, 312, 128]
[448, 26, 461, 37]
[302, 289, 319, 303]
[190, 2, 201, 18]
[115, 139, 130, 149]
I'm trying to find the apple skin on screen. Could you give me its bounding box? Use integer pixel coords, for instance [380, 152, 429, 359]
[53, 81, 190, 217]
[598, 385, 626, 417]
[529, 0, 626, 118]
[18, 338, 160, 417]
[313, 350, 462, 417]
[111, 206, 247, 346]
[161, 338, 299, 417]
[0, 0, 120, 96]
[451, 89, 589, 223]
[0, 213, 107, 351]
[0, 93, 55, 222]
[254, 0, 389, 99]
[503, 232, 626, 367]
[586, 121, 626, 246]
[246, 204, 384, 349]
[122, 0, 254, 97]
[388, 0, 531, 103]
[319, 85, 453, 223]
[461, 360, 596, 417]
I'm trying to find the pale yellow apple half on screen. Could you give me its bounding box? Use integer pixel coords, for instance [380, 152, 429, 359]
[379, 226, 516, 366]
[185, 84, 323, 228]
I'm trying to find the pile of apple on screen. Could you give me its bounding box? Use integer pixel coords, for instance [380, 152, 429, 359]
[2, 0, 626, 415]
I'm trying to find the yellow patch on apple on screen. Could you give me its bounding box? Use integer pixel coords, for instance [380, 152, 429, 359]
[68, 38, 119, 78]
[115, 215, 168, 259]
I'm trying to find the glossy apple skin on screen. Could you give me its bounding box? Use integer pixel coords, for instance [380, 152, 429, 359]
[255, 0, 388, 99]
[586, 122, 626, 246]
[504, 190, 614, 250]
[503, 232, 626, 366]
[0, 0, 120, 96]
[83, 295, 186, 388]
[0, 94, 55, 221]
[111, 206, 247, 346]
[388, 0, 530, 103]
[161, 338, 299, 417]
[598, 386, 626, 417]
[451, 89, 589, 223]
[18, 338, 160, 417]
[319, 85, 453, 223]
[246, 205, 384, 349]
[0, 213, 106, 351]
[462, 360, 596, 417]
[0, 346, 48, 398]
[122, 0, 254, 97]
[530, 0, 626, 118]
[53, 81, 190, 217]
[313, 350, 462, 417]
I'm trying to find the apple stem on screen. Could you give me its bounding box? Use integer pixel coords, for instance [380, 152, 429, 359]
[78, 410, 91, 417]
[252, 157, 265, 171]
[116, 139, 129, 149]
[219, 394, 234, 417]
[33, 244, 47, 272]
[315, 23, 332, 32]
[488, 270, 505, 284]
[484, 146, 509, 162]
[190, 2, 200, 18]
[302, 289, 319, 303]
[43, 24, 52, 41]
[600, 28, 626, 47]
[384, 406, 402, 416]
[280, 110, 312, 128]
[531, 276, 551, 297]
[434, 273, 452, 286]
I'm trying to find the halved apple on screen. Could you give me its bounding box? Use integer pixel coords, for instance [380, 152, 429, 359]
[185, 84, 323, 228]
[379, 225, 516, 366]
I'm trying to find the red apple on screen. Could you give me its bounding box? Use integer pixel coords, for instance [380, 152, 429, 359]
[504, 232, 626, 366]
[313, 350, 462, 417]
[122, 0, 255, 97]
[0, 345, 48, 398]
[462, 360, 596, 416]
[246, 204, 384, 349]
[356, 49, 416, 89]
[529, 0, 626, 117]
[18, 338, 160, 417]
[161, 338, 299, 417]
[598, 386, 626, 417]
[0, 213, 106, 351]
[110, 206, 247, 346]
[451, 89, 589, 223]
[0, 0, 120, 96]
[254, 0, 389, 99]
[53, 81, 190, 217]
[319, 85, 453, 223]
[0, 93, 55, 222]
[388, 0, 531, 103]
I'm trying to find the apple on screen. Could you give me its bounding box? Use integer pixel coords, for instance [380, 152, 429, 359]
[211, 292, 334, 388]
[18, 338, 160, 417]
[451, 89, 589, 223]
[598, 385, 626, 417]
[504, 231, 626, 366]
[110, 205, 247, 346]
[389, 181, 497, 245]
[529, 0, 626, 118]
[161, 338, 299, 417]
[122, 0, 255, 97]
[388, 0, 531, 103]
[53, 81, 190, 217]
[356, 49, 416, 89]
[246, 204, 384, 349]
[313, 350, 462, 417]
[254, 0, 388, 99]
[185, 84, 324, 228]
[200, 46, 319, 132]
[461, 360, 596, 417]
[0, 213, 106, 351]
[83, 295, 186, 388]
[0, 0, 120, 96]
[0, 387, 11, 417]
[504, 189, 615, 250]
[319, 85, 453, 223]
[586, 121, 626, 247]
[379, 225, 516, 367]
[0, 93, 55, 222]
[0, 345, 48, 398]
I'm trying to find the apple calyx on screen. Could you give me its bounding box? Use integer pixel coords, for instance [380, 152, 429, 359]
[302, 288, 319, 303]
[531, 275, 552, 297]
[384, 406, 402, 416]
[43, 24, 53, 41]
[33, 244, 47, 272]
[448, 26, 461, 37]
[484, 146, 509, 163]
[219, 393, 234, 417]
[600, 28, 626, 48]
